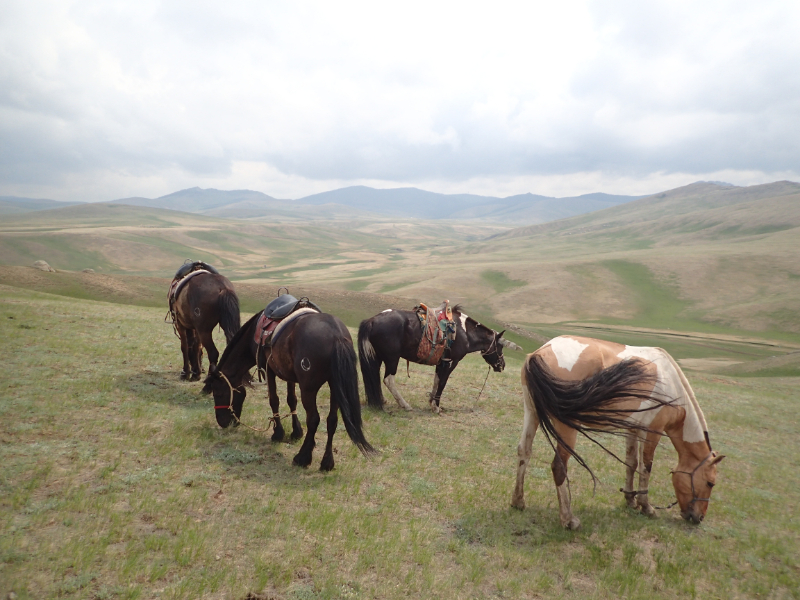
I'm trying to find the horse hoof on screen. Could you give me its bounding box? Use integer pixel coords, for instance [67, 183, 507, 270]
[291, 429, 304, 440]
[271, 429, 285, 442]
[564, 517, 581, 530]
[641, 505, 657, 518]
[179, 371, 188, 380]
[292, 454, 311, 468]
[320, 456, 335, 471]
[190, 372, 201, 382]
[511, 499, 525, 511]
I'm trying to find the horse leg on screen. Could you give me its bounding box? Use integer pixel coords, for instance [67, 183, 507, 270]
[429, 361, 455, 413]
[177, 325, 191, 380]
[293, 387, 320, 468]
[197, 328, 220, 370]
[319, 397, 339, 472]
[622, 432, 639, 509]
[287, 382, 303, 440]
[266, 367, 285, 442]
[551, 426, 580, 530]
[511, 386, 540, 510]
[187, 329, 202, 381]
[382, 357, 412, 411]
[636, 432, 662, 518]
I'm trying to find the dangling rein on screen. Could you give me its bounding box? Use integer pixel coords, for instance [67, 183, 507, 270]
[214, 371, 295, 433]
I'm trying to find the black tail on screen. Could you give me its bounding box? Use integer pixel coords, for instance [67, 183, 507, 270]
[218, 289, 241, 343]
[358, 319, 385, 410]
[524, 354, 671, 481]
[331, 338, 375, 456]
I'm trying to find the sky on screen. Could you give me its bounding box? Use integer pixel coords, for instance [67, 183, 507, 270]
[1, 0, 799, 202]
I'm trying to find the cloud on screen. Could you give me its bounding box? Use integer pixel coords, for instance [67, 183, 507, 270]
[0, 0, 798, 200]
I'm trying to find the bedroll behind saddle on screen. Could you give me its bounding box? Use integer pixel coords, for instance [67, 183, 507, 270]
[415, 300, 456, 365]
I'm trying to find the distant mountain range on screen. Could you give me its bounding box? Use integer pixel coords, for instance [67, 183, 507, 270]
[3, 185, 645, 225]
[0, 196, 80, 215]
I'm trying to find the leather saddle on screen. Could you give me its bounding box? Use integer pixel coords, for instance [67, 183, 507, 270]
[263, 294, 322, 320]
[174, 260, 219, 280]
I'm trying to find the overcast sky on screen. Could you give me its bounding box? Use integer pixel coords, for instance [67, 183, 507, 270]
[1, 0, 799, 202]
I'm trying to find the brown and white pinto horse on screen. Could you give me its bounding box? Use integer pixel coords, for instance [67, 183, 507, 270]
[511, 336, 724, 528]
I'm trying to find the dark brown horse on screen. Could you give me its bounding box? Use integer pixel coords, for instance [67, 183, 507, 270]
[169, 270, 240, 380]
[202, 310, 374, 470]
[358, 306, 522, 412]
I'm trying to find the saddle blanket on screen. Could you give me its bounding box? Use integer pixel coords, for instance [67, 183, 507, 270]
[415, 300, 456, 365]
[254, 306, 319, 347]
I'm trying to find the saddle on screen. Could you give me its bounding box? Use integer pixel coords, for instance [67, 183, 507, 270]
[414, 299, 457, 365]
[254, 293, 322, 348]
[168, 260, 220, 305]
[174, 260, 219, 280]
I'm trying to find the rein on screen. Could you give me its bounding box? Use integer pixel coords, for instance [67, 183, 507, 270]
[213, 370, 295, 433]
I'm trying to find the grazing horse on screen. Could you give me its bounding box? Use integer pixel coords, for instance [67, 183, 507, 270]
[358, 306, 522, 412]
[203, 310, 374, 470]
[170, 269, 240, 380]
[511, 336, 724, 528]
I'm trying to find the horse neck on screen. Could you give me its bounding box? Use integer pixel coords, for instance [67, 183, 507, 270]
[218, 320, 258, 384]
[464, 318, 493, 352]
[667, 400, 712, 469]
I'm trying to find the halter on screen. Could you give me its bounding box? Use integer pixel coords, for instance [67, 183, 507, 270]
[618, 451, 715, 511]
[479, 331, 504, 370]
[671, 451, 715, 509]
[212, 370, 296, 432]
[214, 371, 245, 411]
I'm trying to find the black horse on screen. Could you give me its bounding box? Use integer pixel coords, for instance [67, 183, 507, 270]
[168, 263, 240, 380]
[203, 310, 374, 471]
[358, 306, 522, 412]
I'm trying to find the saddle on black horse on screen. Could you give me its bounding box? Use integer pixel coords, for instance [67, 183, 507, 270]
[414, 299, 457, 365]
[254, 292, 323, 349]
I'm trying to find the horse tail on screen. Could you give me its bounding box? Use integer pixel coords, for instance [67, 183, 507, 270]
[358, 319, 384, 410]
[523, 354, 669, 481]
[331, 338, 375, 456]
[218, 288, 241, 343]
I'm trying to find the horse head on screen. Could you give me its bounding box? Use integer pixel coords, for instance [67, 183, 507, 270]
[480, 329, 524, 372]
[202, 363, 246, 428]
[671, 451, 725, 524]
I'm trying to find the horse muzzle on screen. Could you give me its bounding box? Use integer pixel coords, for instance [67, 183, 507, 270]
[681, 509, 704, 524]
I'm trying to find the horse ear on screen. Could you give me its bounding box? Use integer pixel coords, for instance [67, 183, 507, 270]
[711, 454, 726, 465]
[498, 329, 506, 338]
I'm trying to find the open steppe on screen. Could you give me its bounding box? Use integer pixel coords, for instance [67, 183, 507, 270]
[1, 180, 799, 598]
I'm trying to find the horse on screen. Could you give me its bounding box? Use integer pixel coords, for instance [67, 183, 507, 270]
[202, 310, 374, 471]
[169, 268, 240, 380]
[358, 306, 522, 413]
[511, 335, 724, 528]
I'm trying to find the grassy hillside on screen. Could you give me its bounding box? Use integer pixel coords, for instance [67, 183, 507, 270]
[1, 283, 798, 599]
[2, 181, 799, 348]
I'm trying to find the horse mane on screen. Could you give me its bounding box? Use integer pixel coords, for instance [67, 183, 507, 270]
[216, 310, 260, 370]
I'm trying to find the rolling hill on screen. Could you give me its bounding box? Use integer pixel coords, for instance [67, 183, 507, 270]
[1, 180, 798, 344]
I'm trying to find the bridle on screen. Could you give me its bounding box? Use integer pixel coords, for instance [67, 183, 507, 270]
[479, 331, 504, 370]
[214, 370, 245, 412]
[212, 369, 295, 432]
[671, 451, 715, 510]
[619, 451, 715, 511]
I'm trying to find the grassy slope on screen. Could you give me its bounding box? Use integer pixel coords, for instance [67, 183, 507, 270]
[1, 284, 798, 600]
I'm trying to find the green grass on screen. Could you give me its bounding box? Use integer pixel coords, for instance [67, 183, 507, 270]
[1, 282, 798, 599]
[480, 270, 526, 293]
